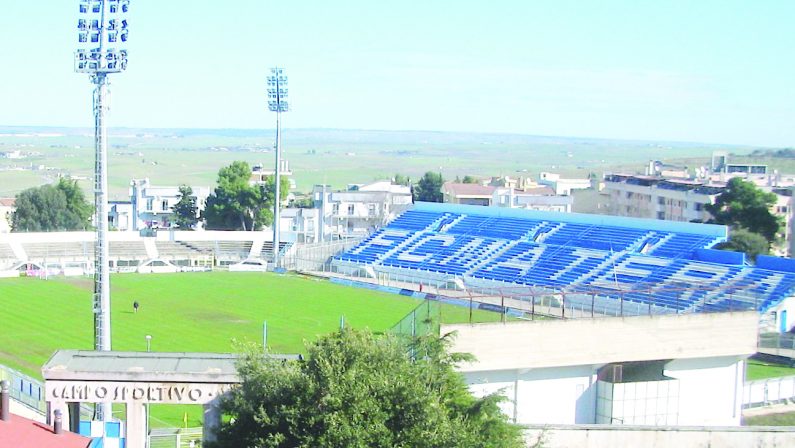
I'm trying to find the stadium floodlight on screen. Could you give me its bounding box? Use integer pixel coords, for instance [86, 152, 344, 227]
[267, 67, 288, 269]
[75, 0, 130, 422]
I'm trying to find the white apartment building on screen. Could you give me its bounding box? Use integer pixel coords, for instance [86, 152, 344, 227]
[538, 172, 592, 195]
[443, 182, 573, 213]
[603, 174, 795, 256]
[0, 198, 14, 233]
[129, 178, 211, 231]
[312, 181, 413, 239]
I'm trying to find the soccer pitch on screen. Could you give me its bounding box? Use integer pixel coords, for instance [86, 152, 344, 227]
[0, 271, 501, 427]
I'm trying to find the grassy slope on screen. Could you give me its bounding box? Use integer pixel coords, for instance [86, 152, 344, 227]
[0, 271, 502, 426]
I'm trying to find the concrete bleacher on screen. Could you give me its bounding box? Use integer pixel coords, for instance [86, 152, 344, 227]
[0, 242, 16, 261]
[23, 242, 92, 260]
[109, 241, 149, 259]
[334, 202, 795, 314]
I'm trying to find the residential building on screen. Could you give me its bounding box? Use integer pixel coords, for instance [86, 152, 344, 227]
[108, 201, 133, 231]
[312, 181, 413, 239]
[0, 198, 14, 233]
[443, 181, 573, 212]
[129, 179, 210, 231]
[279, 207, 320, 243]
[603, 174, 795, 256]
[538, 172, 592, 195]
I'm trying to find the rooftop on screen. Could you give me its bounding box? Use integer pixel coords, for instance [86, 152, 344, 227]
[0, 414, 90, 448]
[42, 350, 300, 383]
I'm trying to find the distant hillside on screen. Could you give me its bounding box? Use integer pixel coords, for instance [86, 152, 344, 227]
[748, 148, 795, 159]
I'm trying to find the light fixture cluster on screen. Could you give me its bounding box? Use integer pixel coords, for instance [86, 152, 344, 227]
[75, 0, 130, 73]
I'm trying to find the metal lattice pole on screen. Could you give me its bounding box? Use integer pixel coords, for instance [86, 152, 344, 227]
[76, 0, 130, 421]
[267, 68, 288, 269]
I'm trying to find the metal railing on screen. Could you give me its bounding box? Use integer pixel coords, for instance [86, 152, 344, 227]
[0, 364, 46, 415]
[149, 427, 203, 448]
[743, 374, 795, 408]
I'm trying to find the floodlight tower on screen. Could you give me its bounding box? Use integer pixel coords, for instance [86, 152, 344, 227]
[75, 0, 129, 420]
[267, 68, 288, 268]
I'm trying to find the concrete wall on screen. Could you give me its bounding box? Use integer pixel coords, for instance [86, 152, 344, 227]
[666, 356, 744, 426]
[464, 366, 598, 425]
[443, 312, 758, 373]
[523, 425, 795, 448]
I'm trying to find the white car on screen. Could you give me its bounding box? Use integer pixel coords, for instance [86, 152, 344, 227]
[228, 259, 270, 272]
[137, 259, 180, 274]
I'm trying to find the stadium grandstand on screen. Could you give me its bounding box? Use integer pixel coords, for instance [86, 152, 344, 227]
[332, 203, 795, 330]
[0, 231, 292, 275]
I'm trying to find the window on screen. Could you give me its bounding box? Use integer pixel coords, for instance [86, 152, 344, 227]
[332, 203, 339, 215]
[348, 204, 355, 216]
[657, 197, 665, 205]
[694, 203, 703, 211]
[626, 192, 634, 199]
[368, 204, 376, 217]
[146, 198, 153, 211]
[657, 211, 665, 220]
[161, 200, 168, 211]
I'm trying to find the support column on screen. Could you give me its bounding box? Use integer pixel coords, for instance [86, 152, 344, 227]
[68, 402, 80, 433]
[126, 402, 147, 448]
[203, 398, 222, 445]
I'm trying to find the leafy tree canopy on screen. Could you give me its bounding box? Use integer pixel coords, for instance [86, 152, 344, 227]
[11, 178, 92, 232]
[203, 161, 289, 231]
[393, 174, 411, 186]
[714, 228, 770, 262]
[704, 177, 781, 243]
[414, 172, 444, 203]
[462, 175, 479, 184]
[172, 185, 199, 230]
[211, 330, 523, 448]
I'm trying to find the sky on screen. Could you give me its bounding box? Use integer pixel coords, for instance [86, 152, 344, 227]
[0, 0, 793, 147]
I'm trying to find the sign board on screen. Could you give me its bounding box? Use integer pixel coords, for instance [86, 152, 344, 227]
[45, 381, 233, 405]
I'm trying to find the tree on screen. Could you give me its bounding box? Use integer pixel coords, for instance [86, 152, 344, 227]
[414, 172, 444, 203]
[462, 175, 478, 184]
[393, 174, 411, 186]
[11, 179, 92, 232]
[211, 330, 523, 448]
[714, 228, 770, 262]
[203, 162, 290, 231]
[705, 178, 782, 243]
[172, 185, 198, 230]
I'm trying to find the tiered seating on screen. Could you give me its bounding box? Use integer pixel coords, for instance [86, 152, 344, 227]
[382, 234, 508, 275]
[648, 233, 717, 259]
[336, 229, 417, 264]
[156, 241, 205, 258]
[388, 210, 448, 231]
[544, 224, 648, 252]
[24, 242, 91, 259]
[109, 241, 148, 258]
[445, 215, 542, 240]
[334, 206, 795, 313]
[215, 241, 252, 257]
[260, 242, 292, 258]
[0, 243, 16, 261]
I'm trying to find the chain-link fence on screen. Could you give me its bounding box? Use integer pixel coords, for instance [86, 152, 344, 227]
[389, 300, 441, 339]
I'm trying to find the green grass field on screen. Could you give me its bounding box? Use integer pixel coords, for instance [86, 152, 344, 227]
[0, 271, 502, 427]
[746, 359, 795, 381]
